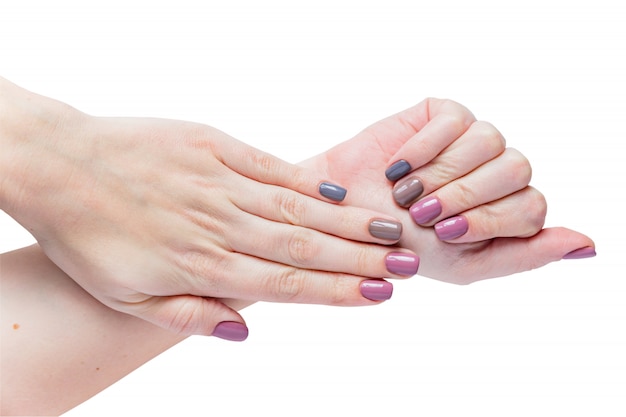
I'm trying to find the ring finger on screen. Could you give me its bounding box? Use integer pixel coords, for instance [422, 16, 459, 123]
[409, 148, 532, 227]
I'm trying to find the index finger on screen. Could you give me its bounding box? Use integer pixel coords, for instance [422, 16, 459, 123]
[384, 98, 476, 181]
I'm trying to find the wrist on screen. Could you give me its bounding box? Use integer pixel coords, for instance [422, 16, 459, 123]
[0, 77, 87, 231]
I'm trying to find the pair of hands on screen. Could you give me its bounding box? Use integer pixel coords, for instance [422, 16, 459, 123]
[1, 79, 594, 340]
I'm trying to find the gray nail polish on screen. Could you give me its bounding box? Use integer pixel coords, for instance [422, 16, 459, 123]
[392, 176, 424, 207]
[385, 160, 412, 181]
[319, 182, 347, 202]
[369, 219, 403, 240]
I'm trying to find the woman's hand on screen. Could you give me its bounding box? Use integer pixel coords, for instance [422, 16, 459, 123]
[303, 98, 595, 284]
[0, 78, 418, 338]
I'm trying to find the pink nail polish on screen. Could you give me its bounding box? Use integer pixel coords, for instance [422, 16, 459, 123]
[410, 197, 442, 225]
[360, 279, 393, 301]
[385, 252, 419, 276]
[562, 247, 596, 260]
[212, 321, 249, 341]
[434, 216, 468, 241]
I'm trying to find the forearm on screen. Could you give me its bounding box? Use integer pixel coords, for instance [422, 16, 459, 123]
[0, 245, 186, 416]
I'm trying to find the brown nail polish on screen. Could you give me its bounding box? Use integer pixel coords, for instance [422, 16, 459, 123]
[369, 219, 402, 241]
[392, 176, 424, 207]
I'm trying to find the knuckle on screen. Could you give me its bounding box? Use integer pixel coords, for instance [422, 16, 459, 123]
[289, 168, 311, 191]
[440, 112, 469, 135]
[248, 149, 277, 176]
[428, 157, 459, 183]
[327, 277, 351, 305]
[276, 191, 307, 225]
[524, 187, 548, 233]
[287, 229, 320, 266]
[450, 180, 475, 209]
[179, 249, 230, 294]
[472, 121, 506, 156]
[271, 267, 308, 301]
[504, 148, 533, 188]
[436, 98, 476, 126]
[348, 246, 373, 276]
[166, 298, 205, 335]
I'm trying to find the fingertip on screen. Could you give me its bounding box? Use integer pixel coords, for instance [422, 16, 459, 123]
[531, 227, 596, 263]
[562, 246, 597, 260]
[385, 159, 412, 181]
[212, 321, 250, 342]
[318, 181, 347, 202]
[368, 218, 403, 241]
[360, 279, 393, 301]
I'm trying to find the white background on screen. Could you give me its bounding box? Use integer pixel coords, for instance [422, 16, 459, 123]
[2, 1, 625, 416]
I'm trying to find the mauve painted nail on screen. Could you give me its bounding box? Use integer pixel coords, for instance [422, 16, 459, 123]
[360, 280, 393, 301]
[409, 197, 442, 225]
[385, 160, 412, 181]
[319, 182, 347, 202]
[369, 219, 403, 240]
[385, 252, 420, 276]
[434, 216, 469, 241]
[212, 321, 249, 342]
[393, 176, 424, 207]
[562, 247, 596, 259]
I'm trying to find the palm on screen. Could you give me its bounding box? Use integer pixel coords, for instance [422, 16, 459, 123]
[302, 110, 593, 284]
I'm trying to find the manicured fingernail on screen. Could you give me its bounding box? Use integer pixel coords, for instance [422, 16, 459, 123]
[369, 219, 403, 241]
[562, 246, 596, 260]
[360, 279, 393, 301]
[212, 321, 249, 342]
[434, 216, 469, 241]
[392, 176, 424, 207]
[385, 252, 420, 276]
[409, 197, 442, 225]
[385, 160, 412, 181]
[319, 182, 347, 202]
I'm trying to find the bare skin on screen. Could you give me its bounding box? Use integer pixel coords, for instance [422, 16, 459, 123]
[0, 81, 594, 415]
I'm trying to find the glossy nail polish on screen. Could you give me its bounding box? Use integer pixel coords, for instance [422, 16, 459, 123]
[369, 219, 403, 240]
[212, 321, 249, 342]
[385, 252, 420, 276]
[385, 160, 412, 181]
[360, 279, 394, 301]
[562, 247, 596, 259]
[392, 176, 424, 207]
[319, 182, 347, 202]
[434, 216, 468, 241]
[409, 197, 442, 225]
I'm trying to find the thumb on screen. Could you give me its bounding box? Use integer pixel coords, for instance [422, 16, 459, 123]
[133, 295, 249, 341]
[467, 227, 596, 283]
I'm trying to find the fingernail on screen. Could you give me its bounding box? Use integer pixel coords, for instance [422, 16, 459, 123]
[369, 219, 403, 241]
[319, 182, 347, 202]
[562, 246, 596, 260]
[385, 252, 420, 276]
[392, 176, 424, 207]
[385, 160, 412, 181]
[434, 216, 469, 241]
[360, 279, 393, 301]
[409, 197, 442, 225]
[212, 321, 249, 342]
